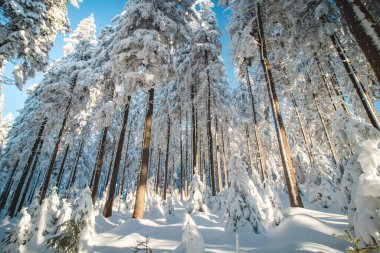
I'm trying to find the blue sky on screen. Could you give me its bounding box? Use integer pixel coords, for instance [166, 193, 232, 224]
[2, 0, 236, 117]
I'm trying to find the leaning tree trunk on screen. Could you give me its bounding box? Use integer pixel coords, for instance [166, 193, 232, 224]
[67, 141, 85, 191]
[256, 3, 303, 207]
[133, 88, 155, 219]
[118, 130, 132, 201]
[0, 160, 19, 211]
[91, 127, 109, 204]
[163, 115, 171, 201]
[314, 94, 338, 165]
[336, 0, 380, 83]
[56, 144, 70, 190]
[7, 118, 48, 216]
[330, 33, 380, 130]
[103, 98, 131, 218]
[16, 139, 44, 213]
[206, 51, 216, 196]
[245, 65, 266, 180]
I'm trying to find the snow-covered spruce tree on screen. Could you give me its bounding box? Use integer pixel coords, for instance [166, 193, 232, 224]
[3, 208, 31, 253]
[225, 154, 283, 233]
[108, 0, 194, 219]
[47, 187, 94, 253]
[0, 113, 13, 158]
[187, 174, 207, 213]
[332, 110, 380, 247]
[0, 0, 81, 88]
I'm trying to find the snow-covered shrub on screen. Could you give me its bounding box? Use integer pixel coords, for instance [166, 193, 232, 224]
[174, 213, 205, 253]
[225, 154, 265, 233]
[187, 174, 207, 213]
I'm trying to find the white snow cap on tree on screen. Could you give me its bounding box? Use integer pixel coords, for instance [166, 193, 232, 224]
[64, 14, 97, 56]
[70, 0, 83, 9]
[187, 174, 207, 213]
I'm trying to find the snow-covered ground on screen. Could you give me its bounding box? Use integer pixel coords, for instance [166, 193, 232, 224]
[93, 201, 350, 253]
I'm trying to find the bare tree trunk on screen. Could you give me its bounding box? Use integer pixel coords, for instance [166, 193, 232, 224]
[191, 84, 198, 175]
[290, 95, 314, 164]
[336, 0, 380, 83]
[215, 117, 223, 192]
[133, 88, 155, 219]
[256, 3, 303, 207]
[0, 160, 19, 211]
[206, 51, 216, 196]
[245, 124, 256, 177]
[202, 140, 207, 188]
[103, 98, 131, 218]
[245, 66, 266, 180]
[16, 139, 44, 213]
[105, 144, 116, 188]
[68, 141, 85, 190]
[7, 118, 48, 217]
[185, 111, 189, 197]
[170, 154, 175, 194]
[314, 94, 338, 165]
[163, 115, 171, 200]
[221, 128, 229, 189]
[330, 33, 380, 130]
[179, 109, 183, 199]
[154, 148, 161, 194]
[92, 127, 109, 204]
[118, 130, 131, 201]
[56, 144, 70, 190]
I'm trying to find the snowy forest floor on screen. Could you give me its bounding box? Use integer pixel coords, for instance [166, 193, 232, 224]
[93, 200, 350, 253]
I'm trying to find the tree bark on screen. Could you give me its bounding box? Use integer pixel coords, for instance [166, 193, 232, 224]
[314, 94, 338, 165]
[330, 33, 380, 130]
[215, 117, 223, 192]
[245, 124, 256, 177]
[221, 128, 229, 189]
[256, 3, 303, 207]
[68, 141, 85, 190]
[16, 140, 44, 213]
[0, 160, 19, 211]
[245, 65, 266, 180]
[185, 111, 189, 197]
[133, 88, 154, 219]
[163, 115, 171, 200]
[118, 130, 131, 201]
[56, 144, 70, 191]
[336, 0, 380, 83]
[206, 51, 216, 196]
[91, 127, 109, 204]
[191, 83, 198, 175]
[7, 118, 48, 216]
[103, 98, 131, 217]
[154, 148, 161, 194]
[179, 108, 183, 199]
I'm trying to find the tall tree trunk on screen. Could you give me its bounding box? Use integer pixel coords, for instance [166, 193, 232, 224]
[133, 88, 155, 219]
[202, 140, 207, 188]
[163, 115, 171, 201]
[179, 109, 183, 199]
[336, 0, 380, 83]
[245, 65, 266, 180]
[56, 144, 70, 190]
[221, 128, 229, 189]
[330, 33, 380, 130]
[118, 130, 132, 201]
[105, 144, 116, 188]
[16, 139, 44, 213]
[7, 118, 48, 216]
[68, 141, 85, 190]
[27, 170, 41, 205]
[92, 127, 109, 204]
[103, 99, 131, 218]
[314, 94, 338, 165]
[256, 3, 303, 207]
[191, 84, 198, 175]
[290, 95, 314, 164]
[215, 117, 223, 192]
[185, 111, 189, 197]
[245, 124, 256, 177]
[170, 154, 175, 194]
[0, 160, 19, 211]
[206, 51, 216, 196]
[154, 148, 161, 194]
